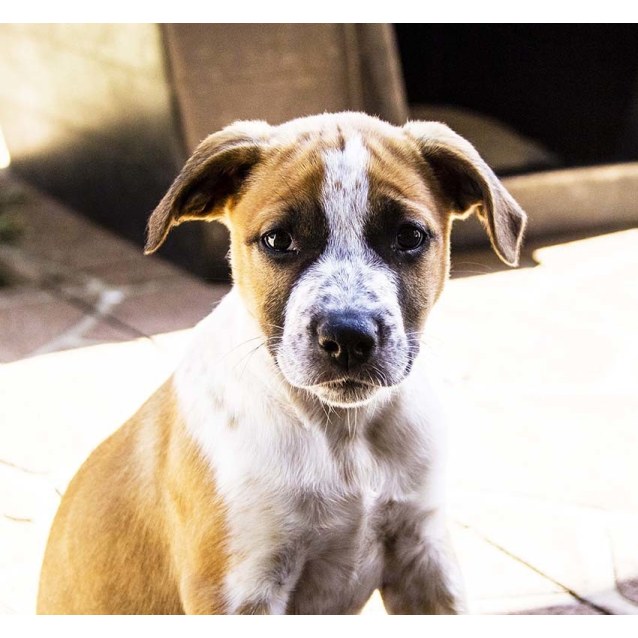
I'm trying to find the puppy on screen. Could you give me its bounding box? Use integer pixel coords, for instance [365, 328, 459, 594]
[37, 112, 526, 614]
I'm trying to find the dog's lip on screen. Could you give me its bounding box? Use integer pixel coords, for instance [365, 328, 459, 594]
[315, 378, 376, 389]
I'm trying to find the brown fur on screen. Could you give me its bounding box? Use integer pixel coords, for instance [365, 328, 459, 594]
[37, 379, 230, 614]
[228, 139, 328, 342]
[364, 134, 452, 331]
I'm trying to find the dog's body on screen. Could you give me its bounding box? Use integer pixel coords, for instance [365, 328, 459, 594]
[37, 112, 526, 614]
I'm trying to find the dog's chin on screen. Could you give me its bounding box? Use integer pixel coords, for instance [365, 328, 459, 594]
[309, 380, 381, 408]
[275, 349, 416, 409]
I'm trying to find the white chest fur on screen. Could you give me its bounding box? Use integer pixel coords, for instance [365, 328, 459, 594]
[173, 289, 448, 614]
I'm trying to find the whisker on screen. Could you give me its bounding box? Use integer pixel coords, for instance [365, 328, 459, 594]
[233, 342, 266, 379]
[221, 335, 266, 359]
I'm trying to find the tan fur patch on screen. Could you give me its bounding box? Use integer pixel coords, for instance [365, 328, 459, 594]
[365, 132, 452, 326]
[37, 379, 230, 614]
[227, 137, 328, 342]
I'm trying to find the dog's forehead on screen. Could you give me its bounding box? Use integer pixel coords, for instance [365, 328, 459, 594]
[246, 114, 439, 229]
[271, 111, 401, 140]
[269, 113, 420, 178]
[321, 134, 369, 239]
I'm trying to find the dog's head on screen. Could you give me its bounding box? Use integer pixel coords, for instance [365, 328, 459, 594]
[146, 113, 526, 407]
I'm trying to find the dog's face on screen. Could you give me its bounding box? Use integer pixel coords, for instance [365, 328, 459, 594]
[146, 113, 526, 407]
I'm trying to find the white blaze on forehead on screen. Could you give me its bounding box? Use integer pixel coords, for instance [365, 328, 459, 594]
[276, 133, 409, 395]
[321, 135, 370, 245]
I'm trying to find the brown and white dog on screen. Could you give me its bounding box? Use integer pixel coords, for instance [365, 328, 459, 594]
[37, 112, 526, 615]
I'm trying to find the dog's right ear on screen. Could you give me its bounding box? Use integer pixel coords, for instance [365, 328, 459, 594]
[145, 120, 272, 254]
[403, 121, 527, 266]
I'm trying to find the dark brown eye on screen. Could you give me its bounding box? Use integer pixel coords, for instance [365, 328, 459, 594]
[396, 225, 427, 251]
[262, 230, 294, 253]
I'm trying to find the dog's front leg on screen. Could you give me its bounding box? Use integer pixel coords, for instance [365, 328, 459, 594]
[176, 544, 301, 615]
[380, 502, 466, 615]
[178, 554, 295, 615]
[222, 536, 309, 615]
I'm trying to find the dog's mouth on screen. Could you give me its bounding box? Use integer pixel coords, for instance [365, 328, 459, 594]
[321, 378, 373, 392]
[274, 344, 418, 408]
[310, 377, 380, 407]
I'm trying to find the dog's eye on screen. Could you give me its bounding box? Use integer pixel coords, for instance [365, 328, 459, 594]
[262, 230, 295, 253]
[395, 224, 428, 251]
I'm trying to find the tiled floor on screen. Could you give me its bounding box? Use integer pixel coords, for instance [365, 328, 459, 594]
[1, 172, 637, 615]
[0, 174, 227, 362]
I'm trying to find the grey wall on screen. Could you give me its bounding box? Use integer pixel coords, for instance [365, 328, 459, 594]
[0, 24, 207, 274]
[164, 24, 407, 150]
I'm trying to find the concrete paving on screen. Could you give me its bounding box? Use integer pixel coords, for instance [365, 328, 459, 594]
[1, 173, 636, 614]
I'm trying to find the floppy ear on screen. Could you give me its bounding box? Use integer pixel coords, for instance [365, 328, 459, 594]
[145, 120, 272, 254]
[403, 121, 527, 266]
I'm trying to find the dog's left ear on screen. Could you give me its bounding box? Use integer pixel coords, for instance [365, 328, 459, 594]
[403, 121, 527, 266]
[145, 120, 273, 254]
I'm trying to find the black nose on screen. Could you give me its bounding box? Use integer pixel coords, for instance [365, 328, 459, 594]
[316, 312, 378, 370]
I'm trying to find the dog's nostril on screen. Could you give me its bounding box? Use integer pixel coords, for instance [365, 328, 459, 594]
[316, 313, 378, 369]
[353, 338, 373, 358]
[320, 338, 340, 355]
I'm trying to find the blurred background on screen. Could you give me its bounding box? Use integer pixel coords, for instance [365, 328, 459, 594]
[0, 24, 637, 616]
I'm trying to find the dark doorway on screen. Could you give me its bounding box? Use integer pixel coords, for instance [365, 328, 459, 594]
[395, 25, 638, 171]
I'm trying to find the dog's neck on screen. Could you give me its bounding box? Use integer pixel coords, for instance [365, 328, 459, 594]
[173, 286, 445, 508]
[174, 287, 398, 439]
